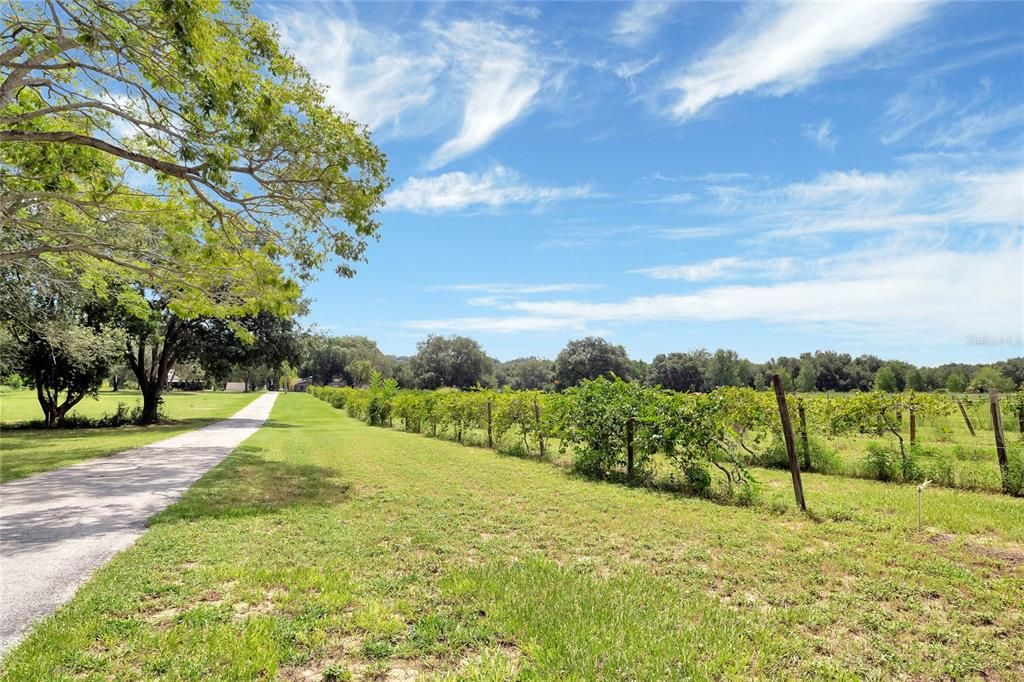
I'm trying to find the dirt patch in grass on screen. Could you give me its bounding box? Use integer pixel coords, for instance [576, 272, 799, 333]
[927, 531, 1024, 567]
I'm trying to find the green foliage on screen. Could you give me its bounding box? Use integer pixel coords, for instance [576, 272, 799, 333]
[553, 337, 633, 388]
[321, 663, 352, 682]
[556, 377, 661, 478]
[308, 380, 1014, 497]
[366, 372, 399, 427]
[411, 335, 492, 389]
[795, 358, 817, 392]
[1, 0, 389, 302]
[646, 351, 707, 392]
[945, 372, 968, 393]
[874, 365, 900, 393]
[969, 367, 1016, 393]
[863, 443, 922, 483]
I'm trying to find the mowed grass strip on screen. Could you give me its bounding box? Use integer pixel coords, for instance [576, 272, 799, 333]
[0, 391, 262, 482]
[2, 393, 1021, 680]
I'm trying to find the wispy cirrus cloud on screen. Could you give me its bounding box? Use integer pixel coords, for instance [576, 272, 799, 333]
[803, 119, 837, 151]
[665, 2, 933, 120]
[881, 78, 1024, 148]
[385, 165, 593, 213]
[428, 282, 601, 295]
[420, 244, 1021, 341]
[632, 256, 795, 282]
[404, 316, 588, 334]
[426, 21, 547, 169]
[611, 2, 675, 47]
[693, 166, 1024, 237]
[276, 12, 444, 136]
[278, 11, 554, 166]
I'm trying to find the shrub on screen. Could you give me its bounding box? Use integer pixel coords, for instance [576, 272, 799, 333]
[681, 462, 712, 497]
[321, 663, 352, 682]
[863, 443, 923, 483]
[759, 436, 840, 474]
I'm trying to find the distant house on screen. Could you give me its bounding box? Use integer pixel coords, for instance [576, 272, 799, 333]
[167, 369, 203, 391]
[225, 381, 247, 392]
[292, 378, 312, 392]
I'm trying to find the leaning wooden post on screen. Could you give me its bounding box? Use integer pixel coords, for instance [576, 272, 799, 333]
[797, 398, 811, 470]
[772, 374, 806, 511]
[990, 391, 1009, 494]
[486, 398, 494, 449]
[957, 399, 976, 437]
[625, 417, 635, 478]
[534, 397, 546, 458]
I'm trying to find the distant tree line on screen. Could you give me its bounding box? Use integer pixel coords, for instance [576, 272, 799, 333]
[293, 334, 1023, 394]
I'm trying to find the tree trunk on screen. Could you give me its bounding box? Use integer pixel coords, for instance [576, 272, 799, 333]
[140, 385, 162, 425]
[125, 315, 183, 426]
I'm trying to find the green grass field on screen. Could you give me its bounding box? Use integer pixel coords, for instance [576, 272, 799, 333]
[0, 390, 261, 482]
[3, 393, 1021, 680]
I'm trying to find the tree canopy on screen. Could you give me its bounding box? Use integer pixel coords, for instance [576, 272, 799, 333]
[1, 0, 389, 318]
[553, 337, 633, 388]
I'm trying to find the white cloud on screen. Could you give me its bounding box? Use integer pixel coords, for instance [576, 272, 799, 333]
[426, 21, 546, 169]
[277, 12, 552, 163]
[508, 245, 1020, 340]
[632, 257, 795, 282]
[276, 13, 444, 134]
[386, 166, 593, 213]
[927, 104, 1024, 148]
[880, 88, 954, 145]
[404, 316, 586, 334]
[656, 226, 730, 240]
[614, 56, 661, 80]
[431, 282, 601, 295]
[611, 2, 675, 47]
[803, 119, 836, 151]
[881, 79, 1024, 148]
[401, 244, 1021, 343]
[699, 167, 1024, 237]
[665, 2, 932, 120]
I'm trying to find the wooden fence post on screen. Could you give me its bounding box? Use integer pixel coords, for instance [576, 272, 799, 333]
[909, 406, 917, 447]
[797, 398, 811, 470]
[534, 398, 545, 458]
[625, 417, 635, 478]
[772, 374, 806, 511]
[957, 399, 976, 437]
[990, 391, 1009, 494]
[486, 399, 494, 449]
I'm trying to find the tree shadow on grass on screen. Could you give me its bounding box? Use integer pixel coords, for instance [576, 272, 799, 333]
[0, 419, 228, 483]
[0, 418, 224, 441]
[148, 445, 351, 525]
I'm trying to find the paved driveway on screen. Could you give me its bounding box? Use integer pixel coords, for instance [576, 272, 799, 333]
[0, 392, 279, 655]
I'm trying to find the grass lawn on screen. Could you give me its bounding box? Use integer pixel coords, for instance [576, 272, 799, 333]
[0, 391, 262, 482]
[3, 393, 1021, 680]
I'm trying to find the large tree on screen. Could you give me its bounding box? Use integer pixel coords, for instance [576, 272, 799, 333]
[553, 337, 633, 389]
[300, 334, 390, 386]
[411, 335, 491, 389]
[2, 271, 122, 425]
[1, 0, 388, 321]
[504, 357, 554, 390]
[646, 352, 707, 392]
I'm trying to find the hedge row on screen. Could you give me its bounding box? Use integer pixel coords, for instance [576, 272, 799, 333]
[310, 379, 1024, 497]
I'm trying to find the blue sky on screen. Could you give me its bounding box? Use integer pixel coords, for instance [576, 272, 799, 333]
[266, 1, 1023, 364]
